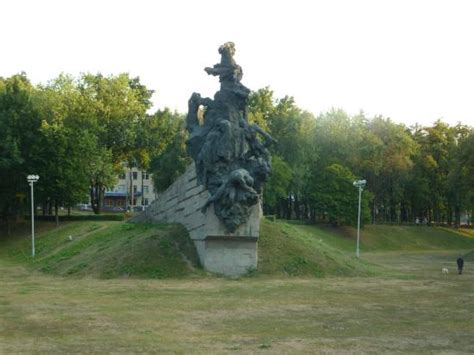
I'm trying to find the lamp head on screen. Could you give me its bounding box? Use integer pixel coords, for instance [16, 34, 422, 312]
[353, 179, 366, 188]
[27, 175, 40, 183]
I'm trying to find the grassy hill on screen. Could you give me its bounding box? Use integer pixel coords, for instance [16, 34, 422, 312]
[291, 223, 474, 252]
[0, 221, 202, 279]
[257, 219, 378, 277]
[1, 218, 473, 279]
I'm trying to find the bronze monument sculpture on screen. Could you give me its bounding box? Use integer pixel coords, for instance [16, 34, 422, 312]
[134, 43, 272, 275]
[186, 42, 275, 232]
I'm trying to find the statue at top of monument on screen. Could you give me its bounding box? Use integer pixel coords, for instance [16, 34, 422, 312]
[205, 42, 251, 108]
[204, 42, 242, 83]
[186, 42, 275, 232]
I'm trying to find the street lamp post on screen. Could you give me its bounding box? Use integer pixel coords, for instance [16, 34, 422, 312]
[27, 175, 40, 258]
[353, 179, 366, 258]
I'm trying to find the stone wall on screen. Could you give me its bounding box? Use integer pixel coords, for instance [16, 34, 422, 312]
[133, 163, 261, 276]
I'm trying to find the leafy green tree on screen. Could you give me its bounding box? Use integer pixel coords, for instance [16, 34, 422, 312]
[309, 110, 375, 224]
[249, 90, 316, 218]
[79, 73, 153, 164]
[409, 120, 459, 224]
[31, 76, 90, 223]
[149, 110, 190, 192]
[0, 74, 41, 229]
[308, 164, 370, 225]
[364, 117, 415, 223]
[446, 125, 473, 226]
[458, 129, 474, 224]
[248, 87, 274, 131]
[77, 73, 154, 213]
[263, 155, 292, 215]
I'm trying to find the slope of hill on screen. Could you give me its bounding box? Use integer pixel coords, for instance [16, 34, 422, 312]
[257, 219, 378, 276]
[0, 221, 202, 279]
[292, 223, 474, 252]
[1, 218, 473, 278]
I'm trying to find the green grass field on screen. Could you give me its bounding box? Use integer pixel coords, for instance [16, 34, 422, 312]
[1, 219, 473, 352]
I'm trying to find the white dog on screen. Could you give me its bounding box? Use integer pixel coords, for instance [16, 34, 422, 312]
[442, 267, 449, 274]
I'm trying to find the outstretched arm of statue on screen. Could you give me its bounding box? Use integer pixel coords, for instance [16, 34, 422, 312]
[205, 63, 235, 77]
[205, 66, 221, 76]
[251, 124, 278, 146]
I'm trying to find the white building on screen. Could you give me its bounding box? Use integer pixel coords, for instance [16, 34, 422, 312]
[103, 168, 157, 211]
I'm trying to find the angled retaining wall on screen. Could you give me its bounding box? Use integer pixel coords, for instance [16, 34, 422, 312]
[133, 163, 261, 276]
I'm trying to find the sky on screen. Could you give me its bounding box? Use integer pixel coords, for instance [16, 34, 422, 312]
[1, 0, 473, 127]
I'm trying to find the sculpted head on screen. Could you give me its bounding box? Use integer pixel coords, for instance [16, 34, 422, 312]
[218, 42, 236, 61]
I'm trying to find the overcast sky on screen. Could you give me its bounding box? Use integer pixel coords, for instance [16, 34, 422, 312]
[1, 0, 473, 127]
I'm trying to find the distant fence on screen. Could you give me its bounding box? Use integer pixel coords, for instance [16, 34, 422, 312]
[264, 216, 473, 228]
[371, 221, 472, 228]
[28, 214, 125, 222]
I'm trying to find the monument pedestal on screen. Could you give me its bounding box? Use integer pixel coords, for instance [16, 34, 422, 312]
[194, 236, 258, 276]
[192, 201, 261, 276]
[133, 163, 261, 276]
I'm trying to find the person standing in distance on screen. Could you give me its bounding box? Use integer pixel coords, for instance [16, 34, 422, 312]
[457, 256, 464, 275]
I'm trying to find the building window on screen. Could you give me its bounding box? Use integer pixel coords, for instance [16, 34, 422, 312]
[143, 186, 149, 193]
[132, 171, 138, 180]
[144, 198, 149, 206]
[117, 185, 126, 193]
[142, 171, 149, 180]
[118, 172, 126, 180]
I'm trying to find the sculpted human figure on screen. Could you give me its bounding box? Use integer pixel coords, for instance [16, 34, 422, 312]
[204, 42, 243, 84]
[202, 168, 258, 213]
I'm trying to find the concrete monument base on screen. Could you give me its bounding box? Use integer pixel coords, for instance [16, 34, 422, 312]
[195, 236, 258, 276]
[132, 163, 261, 276]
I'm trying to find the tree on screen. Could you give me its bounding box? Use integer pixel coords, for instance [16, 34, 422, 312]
[446, 126, 473, 226]
[409, 120, 460, 224]
[149, 110, 190, 192]
[459, 130, 474, 224]
[364, 117, 415, 223]
[77, 73, 154, 213]
[262, 155, 292, 215]
[31, 75, 95, 224]
[249, 90, 316, 219]
[0, 74, 41, 230]
[308, 164, 370, 225]
[247, 87, 274, 131]
[308, 110, 377, 224]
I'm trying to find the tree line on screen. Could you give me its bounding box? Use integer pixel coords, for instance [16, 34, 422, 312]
[149, 87, 474, 227]
[248, 88, 474, 226]
[0, 73, 180, 229]
[1, 74, 473, 230]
